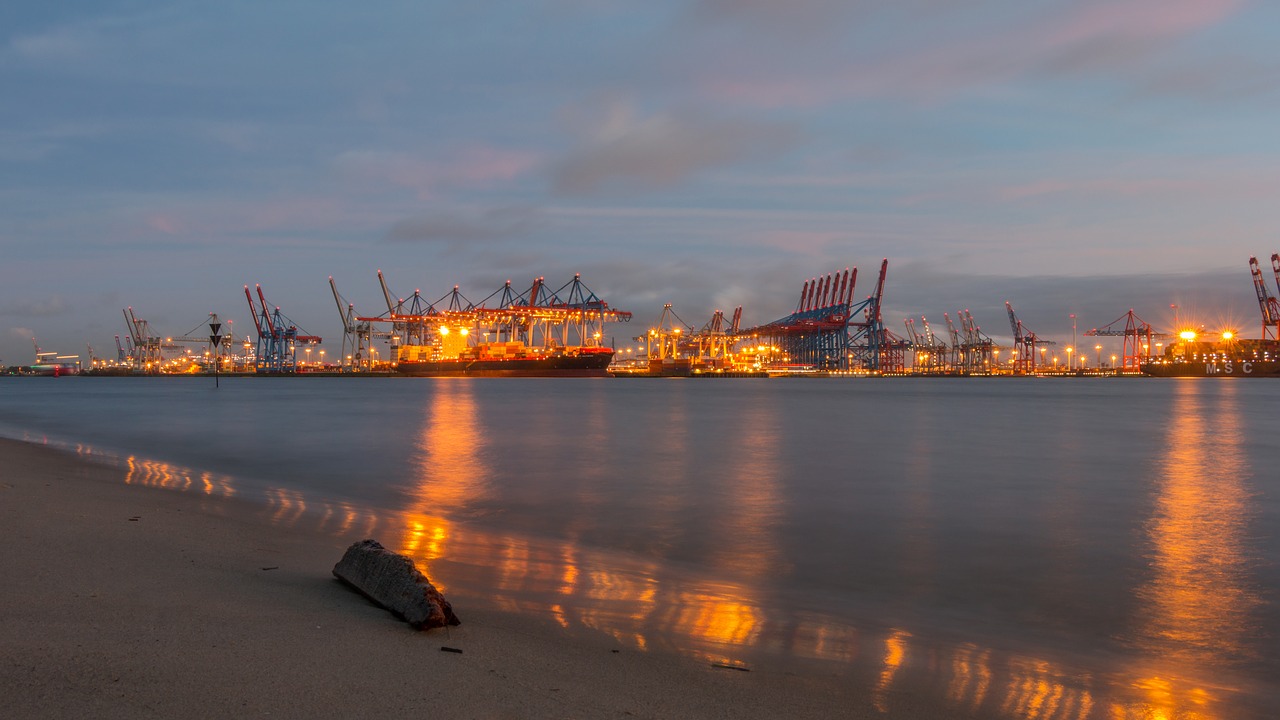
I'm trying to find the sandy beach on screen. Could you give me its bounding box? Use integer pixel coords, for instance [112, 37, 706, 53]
[1, 437, 922, 719]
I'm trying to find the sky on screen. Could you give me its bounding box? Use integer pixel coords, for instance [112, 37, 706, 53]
[3, 0, 1280, 365]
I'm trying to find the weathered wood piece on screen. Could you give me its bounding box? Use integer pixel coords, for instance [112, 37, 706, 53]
[332, 539, 461, 629]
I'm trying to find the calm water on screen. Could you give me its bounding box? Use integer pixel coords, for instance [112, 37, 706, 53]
[3, 376, 1278, 718]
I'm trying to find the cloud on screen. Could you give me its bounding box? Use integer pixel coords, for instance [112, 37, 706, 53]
[8, 327, 36, 341]
[695, 0, 1248, 107]
[336, 146, 541, 199]
[552, 101, 798, 195]
[1, 296, 70, 317]
[385, 206, 542, 244]
[8, 24, 98, 63]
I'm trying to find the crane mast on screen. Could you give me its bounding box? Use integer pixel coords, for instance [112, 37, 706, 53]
[1249, 256, 1279, 340]
[1006, 301, 1045, 374]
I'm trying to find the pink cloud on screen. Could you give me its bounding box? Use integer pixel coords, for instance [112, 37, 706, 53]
[128, 193, 369, 244]
[451, 146, 541, 184]
[1046, 0, 1243, 47]
[698, 0, 1247, 108]
[145, 214, 182, 234]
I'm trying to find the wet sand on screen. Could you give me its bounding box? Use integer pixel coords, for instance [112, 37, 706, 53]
[0, 437, 930, 719]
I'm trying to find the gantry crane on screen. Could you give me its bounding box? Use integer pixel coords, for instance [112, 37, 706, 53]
[1006, 301, 1054, 374]
[329, 276, 374, 371]
[1250, 255, 1280, 340]
[919, 316, 949, 372]
[245, 284, 321, 373]
[943, 313, 964, 370]
[849, 259, 906, 372]
[123, 307, 162, 371]
[959, 309, 996, 373]
[358, 272, 631, 367]
[165, 313, 233, 364]
[1085, 310, 1169, 370]
[689, 306, 742, 367]
[644, 303, 694, 361]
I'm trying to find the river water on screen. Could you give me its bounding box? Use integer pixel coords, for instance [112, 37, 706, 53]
[2, 376, 1278, 718]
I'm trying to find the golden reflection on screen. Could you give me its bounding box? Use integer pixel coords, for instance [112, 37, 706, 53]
[874, 629, 910, 713]
[559, 545, 579, 596]
[265, 488, 307, 527]
[671, 591, 761, 646]
[121, 454, 240, 497]
[947, 643, 992, 713]
[396, 380, 491, 569]
[997, 656, 1094, 720]
[1128, 381, 1258, 717]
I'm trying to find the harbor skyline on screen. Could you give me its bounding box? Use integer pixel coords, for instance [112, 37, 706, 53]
[4, 1, 1280, 363]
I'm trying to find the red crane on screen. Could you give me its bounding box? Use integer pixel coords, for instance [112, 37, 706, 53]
[1249, 256, 1280, 340]
[1084, 310, 1168, 370]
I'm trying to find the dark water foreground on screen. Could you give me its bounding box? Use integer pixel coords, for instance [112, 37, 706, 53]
[3, 376, 1278, 718]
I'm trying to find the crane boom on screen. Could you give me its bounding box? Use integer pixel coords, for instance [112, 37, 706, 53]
[377, 270, 398, 315]
[1272, 253, 1280, 300]
[244, 286, 265, 339]
[944, 313, 961, 348]
[329, 276, 352, 330]
[872, 259, 888, 323]
[1249, 256, 1279, 340]
[255, 285, 278, 336]
[903, 318, 920, 345]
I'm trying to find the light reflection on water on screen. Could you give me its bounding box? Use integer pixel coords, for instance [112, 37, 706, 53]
[6, 377, 1278, 718]
[1124, 380, 1262, 716]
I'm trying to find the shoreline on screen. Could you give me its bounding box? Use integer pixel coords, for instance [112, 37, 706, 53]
[1, 436, 904, 719]
[5, 433, 1275, 718]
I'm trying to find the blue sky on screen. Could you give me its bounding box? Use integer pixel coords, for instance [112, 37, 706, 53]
[3, 0, 1279, 364]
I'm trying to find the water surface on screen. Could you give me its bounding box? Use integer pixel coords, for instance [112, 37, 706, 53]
[3, 376, 1277, 718]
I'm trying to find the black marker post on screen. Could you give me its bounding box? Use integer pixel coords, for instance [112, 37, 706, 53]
[209, 314, 222, 388]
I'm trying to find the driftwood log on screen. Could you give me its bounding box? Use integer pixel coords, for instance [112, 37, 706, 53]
[332, 539, 460, 629]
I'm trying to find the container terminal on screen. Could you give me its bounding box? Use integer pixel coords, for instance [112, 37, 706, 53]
[10, 254, 1280, 379]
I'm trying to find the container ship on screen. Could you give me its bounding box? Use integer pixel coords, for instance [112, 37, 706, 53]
[395, 341, 614, 377]
[1140, 337, 1280, 377]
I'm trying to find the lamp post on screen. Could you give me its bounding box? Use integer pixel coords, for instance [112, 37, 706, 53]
[1095, 344, 1102, 368]
[1066, 346, 1074, 373]
[1070, 314, 1077, 370]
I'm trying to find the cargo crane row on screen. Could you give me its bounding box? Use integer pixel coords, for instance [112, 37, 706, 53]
[30, 250, 1280, 379]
